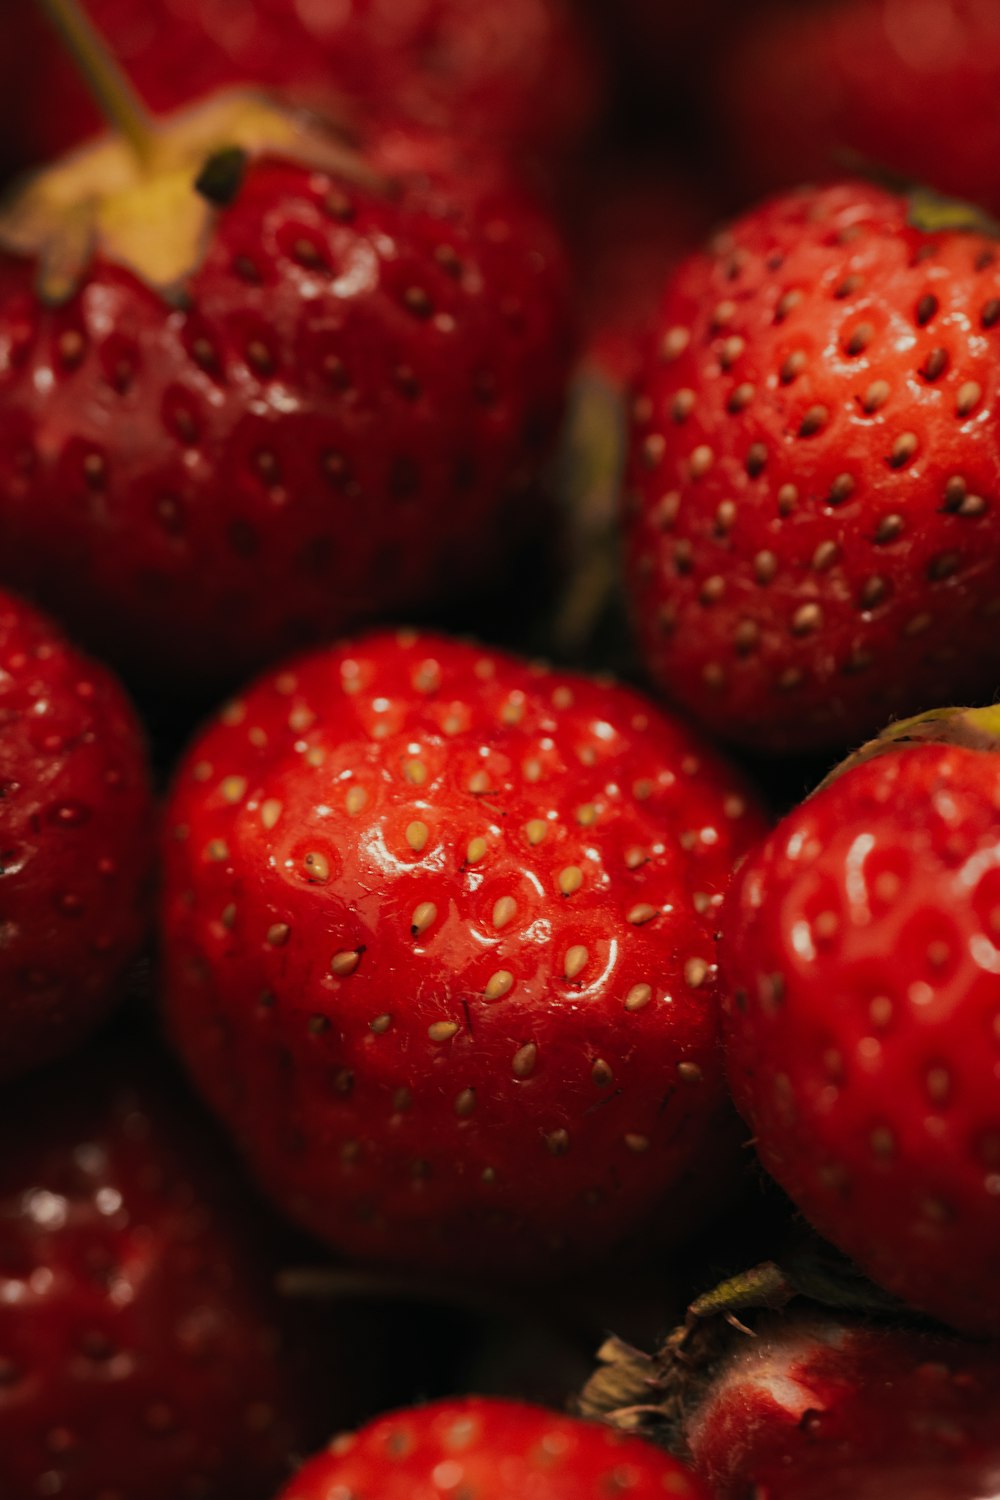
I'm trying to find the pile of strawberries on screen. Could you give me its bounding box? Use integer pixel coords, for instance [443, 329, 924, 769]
[2, 1, 1000, 1496]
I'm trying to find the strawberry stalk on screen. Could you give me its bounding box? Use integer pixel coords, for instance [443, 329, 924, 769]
[34, 0, 156, 163]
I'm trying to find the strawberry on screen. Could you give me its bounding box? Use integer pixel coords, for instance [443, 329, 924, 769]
[161, 628, 766, 1276]
[718, 0, 1000, 218]
[10, 0, 600, 169]
[0, 588, 151, 1077]
[276, 1397, 709, 1500]
[626, 179, 1000, 753]
[0, 1043, 310, 1500]
[719, 706, 1000, 1335]
[0, 87, 573, 688]
[584, 1291, 1000, 1500]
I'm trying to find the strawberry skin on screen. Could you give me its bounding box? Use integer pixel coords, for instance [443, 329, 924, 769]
[626, 180, 1000, 752]
[687, 1314, 1000, 1500]
[278, 1397, 709, 1500]
[0, 125, 573, 686]
[719, 0, 1000, 217]
[720, 735, 1000, 1335]
[0, 589, 151, 1077]
[0, 1046, 308, 1500]
[11, 0, 600, 168]
[161, 629, 765, 1275]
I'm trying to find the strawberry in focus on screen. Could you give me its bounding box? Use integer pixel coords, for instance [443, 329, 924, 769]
[627, 179, 1000, 752]
[718, 0, 1000, 218]
[277, 1397, 708, 1500]
[0, 92, 574, 688]
[161, 629, 766, 1275]
[0, 589, 151, 1078]
[7, 0, 601, 170]
[720, 706, 1000, 1335]
[0, 1046, 311, 1500]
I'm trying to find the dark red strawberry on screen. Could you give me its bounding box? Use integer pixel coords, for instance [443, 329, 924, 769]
[277, 1397, 709, 1500]
[626, 179, 1000, 753]
[718, 0, 1000, 217]
[9, 0, 600, 169]
[0, 588, 151, 1078]
[0, 88, 573, 688]
[161, 629, 766, 1276]
[583, 1293, 1000, 1500]
[0, 1044, 312, 1500]
[720, 706, 1000, 1335]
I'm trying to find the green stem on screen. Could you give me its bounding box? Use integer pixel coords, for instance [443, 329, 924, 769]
[35, 0, 156, 163]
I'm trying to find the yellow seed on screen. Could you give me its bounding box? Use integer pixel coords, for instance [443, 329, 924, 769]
[454, 1088, 476, 1118]
[492, 896, 518, 929]
[412, 660, 441, 694]
[266, 923, 290, 946]
[468, 770, 491, 794]
[404, 760, 427, 786]
[345, 786, 368, 815]
[633, 779, 654, 801]
[193, 760, 213, 782]
[558, 866, 583, 896]
[576, 803, 598, 827]
[288, 706, 315, 733]
[523, 759, 543, 783]
[525, 819, 547, 845]
[406, 820, 429, 852]
[625, 847, 646, 870]
[685, 957, 710, 988]
[206, 839, 229, 862]
[221, 775, 248, 804]
[628, 903, 659, 926]
[428, 1020, 460, 1042]
[512, 1043, 537, 1079]
[260, 799, 282, 829]
[305, 746, 325, 768]
[564, 945, 589, 980]
[330, 950, 360, 977]
[466, 837, 488, 865]
[484, 970, 514, 1001]
[303, 851, 330, 883]
[677, 1061, 703, 1084]
[500, 698, 525, 726]
[221, 903, 236, 930]
[625, 1134, 651, 1154]
[546, 1129, 570, 1156]
[411, 902, 437, 937]
[552, 686, 574, 709]
[220, 700, 246, 726]
[370, 1014, 392, 1035]
[592, 1059, 613, 1087]
[625, 983, 653, 1013]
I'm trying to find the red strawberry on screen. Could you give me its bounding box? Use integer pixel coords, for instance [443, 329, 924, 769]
[10, 0, 600, 169]
[0, 95, 573, 687]
[584, 1297, 1000, 1500]
[718, 0, 1000, 218]
[626, 179, 1000, 753]
[0, 1044, 311, 1500]
[161, 628, 766, 1275]
[277, 1397, 709, 1500]
[0, 588, 151, 1077]
[720, 706, 1000, 1335]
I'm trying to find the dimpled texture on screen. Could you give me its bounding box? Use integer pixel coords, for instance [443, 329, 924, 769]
[11, 0, 599, 166]
[687, 1315, 1000, 1500]
[626, 180, 1000, 752]
[721, 742, 1000, 1334]
[0, 129, 573, 686]
[279, 1397, 708, 1500]
[0, 1049, 305, 1500]
[0, 590, 151, 1077]
[161, 630, 765, 1275]
[719, 0, 1000, 216]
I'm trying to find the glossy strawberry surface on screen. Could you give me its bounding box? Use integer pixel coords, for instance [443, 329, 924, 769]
[0, 125, 573, 687]
[0, 590, 151, 1077]
[11, 0, 600, 168]
[687, 1314, 1000, 1500]
[279, 1397, 708, 1500]
[161, 629, 765, 1275]
[0, 1047, 307, 1500]
[721, 739, 1000, 1334]
[626, 180, 1000, 752]
[719, 0, 1000, 216]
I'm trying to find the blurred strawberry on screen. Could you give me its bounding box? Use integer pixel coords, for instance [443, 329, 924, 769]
[0, 589, 151, 1078]
[718, 0, 1000, 215]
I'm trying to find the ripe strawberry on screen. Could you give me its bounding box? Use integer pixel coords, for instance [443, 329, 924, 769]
[718, 0, 1000, 217]
[584, 1300, 1000, 1500]
[720, 706, 1000, 1335]
[0, 1044, 310, 1500]
[161, 629, 766, 1275]
[626, 179, 1000, 752]
[10, 0, 600, 169]
[0, 588, 151, 1077]
[277, 1397, 709, 1500]
[0, 98, 573, 687]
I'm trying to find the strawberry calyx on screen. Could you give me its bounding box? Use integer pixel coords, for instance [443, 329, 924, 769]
[577, 1253, 906, 1454]
[817, 704, 1000, 794]
[0, 90, 382, 304]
